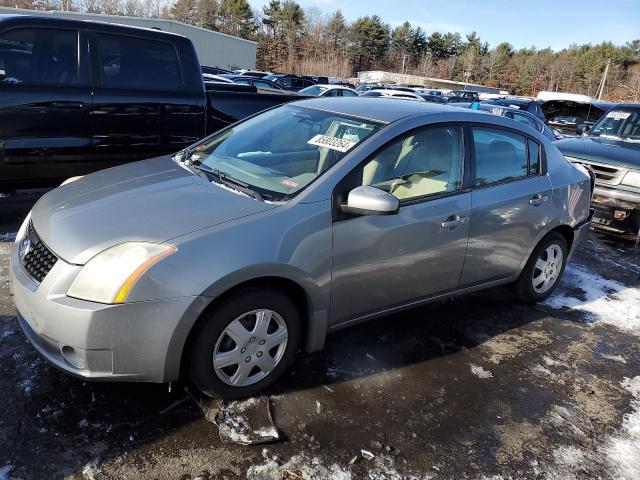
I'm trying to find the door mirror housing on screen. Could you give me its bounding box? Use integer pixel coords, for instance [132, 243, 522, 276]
[341, 186, 400, 216]
[576, 124, 590, 136]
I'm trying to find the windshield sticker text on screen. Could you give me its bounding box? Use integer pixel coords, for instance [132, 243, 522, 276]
[607, 111, 631, 120]
[308, 134, 357, 153]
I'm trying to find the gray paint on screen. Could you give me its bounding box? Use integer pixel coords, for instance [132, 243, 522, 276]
[0, 7, 256, 69]
[10, 99, 592, 385]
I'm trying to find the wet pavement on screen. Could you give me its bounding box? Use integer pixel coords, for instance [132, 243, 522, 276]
[1, 195, 639, 479]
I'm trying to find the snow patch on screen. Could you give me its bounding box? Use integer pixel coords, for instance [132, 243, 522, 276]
[470, 364, 494, 379]
[600, 354, 627, 364]
[247, 453, 351, 480]
[0, 465, 13, 480]
[606, 376, 640, 480]
[0, 232, 16, 242]
[545, 265, 640, 335]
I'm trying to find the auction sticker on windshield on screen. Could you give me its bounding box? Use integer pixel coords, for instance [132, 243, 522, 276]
[308, 134, 357, 152]
[607, 111, 631, 120]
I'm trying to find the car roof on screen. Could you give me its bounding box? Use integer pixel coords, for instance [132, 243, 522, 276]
[0, 14, 186, 39]
[288, 97, 453, 123]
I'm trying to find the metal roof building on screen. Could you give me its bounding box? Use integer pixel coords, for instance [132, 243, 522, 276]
[0, 6, 257, 69]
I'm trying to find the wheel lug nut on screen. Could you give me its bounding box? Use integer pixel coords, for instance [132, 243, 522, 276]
[256, 351, 263, 358]
[245, 356, 251, 363]
[250, 337, 255, 343]
[259, 340, 265, 345]
[241, 348, 246, 353]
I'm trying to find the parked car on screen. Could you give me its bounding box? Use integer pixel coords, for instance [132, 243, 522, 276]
[555, 104, 640, 236]
[447, 90, 480, 102]
[299, 84, 359, 97]
[541, 100, 614, 136]
[444, 96, 473, 107]
[263, 74, 316, 91]
[471, 103, 559, 141]
[11, 98, 592, 399]
[202, 65, 233, 76]
[303, 75, 329, 85]
[219, 74, 284, 91]
[361, 89, 425, 101]
[0, 15, 300, 190]
[233, 69, 271, 78]
[418, 94, 448, 104]
[483, 97, 546, 122]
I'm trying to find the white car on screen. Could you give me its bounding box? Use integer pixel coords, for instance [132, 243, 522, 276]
[361, 89, 426, 102]
[299, 84, 359, 97]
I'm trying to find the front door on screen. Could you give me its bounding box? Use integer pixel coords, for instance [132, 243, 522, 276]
[460, 125, 552, 286]
[331, 124, 471, 325]
[0, 25, 92, 188]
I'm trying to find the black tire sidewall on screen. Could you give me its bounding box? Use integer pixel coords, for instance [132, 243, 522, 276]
[188, 287, 301, 399]
[516, 232, 568, 304]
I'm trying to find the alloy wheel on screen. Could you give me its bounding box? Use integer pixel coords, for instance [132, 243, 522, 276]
[532, 244, 563, 294]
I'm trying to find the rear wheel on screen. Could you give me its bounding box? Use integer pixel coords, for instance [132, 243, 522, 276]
[515, 232, 568, 304]
[188, 287, 301, 399]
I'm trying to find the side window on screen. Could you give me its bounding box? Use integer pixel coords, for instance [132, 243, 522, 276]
[359, 125, 464, 201]
[254, 80, 273, 89]
[528, 139, 540, 173]
[235, 78, 251, 85]
[513, 112, 538, 131]
[325, 89, 340, 97]
[278, 77, 291, 88]
[0, 28, 78, 85]
[95, 34, 180, 89]
[472, 127, 529, 186]
[342, 90, 357, 97]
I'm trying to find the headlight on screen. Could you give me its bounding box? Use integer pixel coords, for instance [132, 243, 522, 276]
[67, 242, 175, 304]
[621, 171, 640, 189]
[15, 211, 32, 243]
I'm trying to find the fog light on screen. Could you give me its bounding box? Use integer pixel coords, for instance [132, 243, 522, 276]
[61, 345, 87, 369]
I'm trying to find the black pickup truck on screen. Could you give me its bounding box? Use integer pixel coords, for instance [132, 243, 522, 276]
[0, 15, 299, 190]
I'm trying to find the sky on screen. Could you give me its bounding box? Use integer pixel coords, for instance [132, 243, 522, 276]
[247, 0, 640, 51]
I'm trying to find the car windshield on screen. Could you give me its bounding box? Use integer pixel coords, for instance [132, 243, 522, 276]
[188, 105, 383, 201]
[299, 85, 328, 96]
[589, 108, 640, 141]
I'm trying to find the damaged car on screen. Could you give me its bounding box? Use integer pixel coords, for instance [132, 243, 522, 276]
[10, 98, 593, 399]
[556, 104, 640, 237]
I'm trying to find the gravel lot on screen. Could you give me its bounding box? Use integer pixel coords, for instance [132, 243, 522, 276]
[1, 196, 639, 480]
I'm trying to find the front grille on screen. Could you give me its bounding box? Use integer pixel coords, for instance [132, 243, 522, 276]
[19, 221, 58, 283]
[581, 161, 627, 186]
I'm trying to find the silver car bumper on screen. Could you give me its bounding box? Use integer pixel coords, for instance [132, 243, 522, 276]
[593, 186, 640, 209]
[10, 240, 203, 383]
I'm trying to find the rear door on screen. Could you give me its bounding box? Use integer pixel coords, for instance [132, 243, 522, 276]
[89, 31, 195, 168]
[0, 24, 92, 188]
[459, 125, 551, 286]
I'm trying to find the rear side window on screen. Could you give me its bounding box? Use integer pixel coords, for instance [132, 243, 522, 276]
[473, 127, 529, 186]
[95, 34, 180, 89]
[0, 28, 78, 85]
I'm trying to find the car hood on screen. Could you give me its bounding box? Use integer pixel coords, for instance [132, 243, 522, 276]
[31, 156, 277, 264]
[555, 136, 640, 170]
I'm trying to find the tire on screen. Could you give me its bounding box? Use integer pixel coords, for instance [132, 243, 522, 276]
[514, 232, 568, 304]
[188, 286, 301, 399]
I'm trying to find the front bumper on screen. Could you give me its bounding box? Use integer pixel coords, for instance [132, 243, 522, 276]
[10, 239, 205, 383]
[590, 186, 640, 235]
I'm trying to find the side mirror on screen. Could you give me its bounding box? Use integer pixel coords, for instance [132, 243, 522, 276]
[340, 186, 399, 216]
[576, 124, 590, 136]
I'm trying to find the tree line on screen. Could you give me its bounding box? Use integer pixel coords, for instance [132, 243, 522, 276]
[3, 0, 639, 101]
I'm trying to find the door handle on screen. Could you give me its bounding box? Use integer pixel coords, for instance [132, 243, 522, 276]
[529, 193, 549, 206]
[441, 215, 469, 229]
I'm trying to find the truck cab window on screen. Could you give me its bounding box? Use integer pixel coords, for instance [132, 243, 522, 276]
[0, 28, 78, 85]
[95, 34, 180, 90]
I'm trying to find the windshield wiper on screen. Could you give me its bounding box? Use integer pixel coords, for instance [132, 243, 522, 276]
[193, 164, 264, 201]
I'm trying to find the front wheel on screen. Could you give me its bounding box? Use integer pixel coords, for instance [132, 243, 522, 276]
[188, 287, 301, 399]
[514, 232, 568, 304]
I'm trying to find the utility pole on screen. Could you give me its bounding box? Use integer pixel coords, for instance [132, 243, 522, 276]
[596, 59, 611, 100]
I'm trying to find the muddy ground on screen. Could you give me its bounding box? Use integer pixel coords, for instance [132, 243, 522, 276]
[1, 195, 639, 480]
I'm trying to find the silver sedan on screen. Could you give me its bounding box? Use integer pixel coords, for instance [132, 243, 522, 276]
[10, 98, 593, 398]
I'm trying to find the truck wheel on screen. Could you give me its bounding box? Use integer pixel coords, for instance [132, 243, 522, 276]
[188, 287, 301, 399]
[515, 232, 568, 304]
